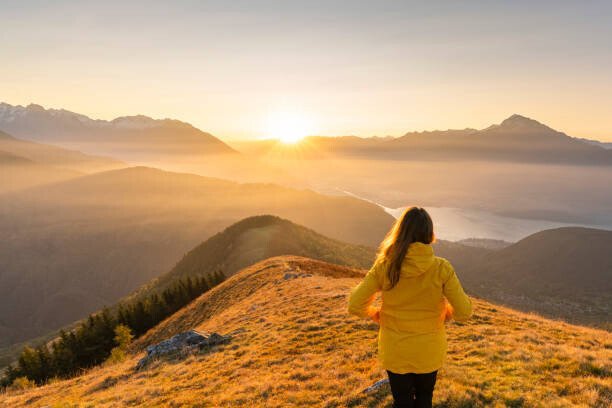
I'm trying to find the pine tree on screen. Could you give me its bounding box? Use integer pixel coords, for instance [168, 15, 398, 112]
[35, 346, 52, 383]
[115, 324, 133, 349]
[52, 330, 76, 377]
[1, 365, 18, 387]
[196, 275, 210, 293]
[17, 346, 40, 384]
[117, 305, 130, 327]
[106, 324, 133, 364]
[147, 294, 168, 326]
[213, 269, 225, 285]
[131, 301, 148, 336]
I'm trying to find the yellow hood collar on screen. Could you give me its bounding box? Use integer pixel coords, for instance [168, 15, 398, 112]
[401, 242, 435, 276]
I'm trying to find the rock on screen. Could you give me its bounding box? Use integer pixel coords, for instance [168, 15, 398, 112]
[283, 272, 313, 281]
[136, 330, 230, 370]
[362, 378, 389, 393]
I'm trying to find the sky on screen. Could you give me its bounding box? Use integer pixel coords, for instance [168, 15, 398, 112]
[2, 0, 612, 141]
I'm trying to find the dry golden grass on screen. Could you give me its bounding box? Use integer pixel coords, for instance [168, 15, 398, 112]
[1, 256, 610, 407]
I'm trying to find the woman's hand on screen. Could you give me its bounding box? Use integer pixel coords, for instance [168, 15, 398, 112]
[369, 308, 381, 324]
[444, 302, 454, 322]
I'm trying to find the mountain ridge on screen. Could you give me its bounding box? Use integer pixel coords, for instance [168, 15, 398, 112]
[0, 103, 200, 133]
[390, 114, 612, 164]
[131, 214, 376, 300]
[236, 114, 612, 165]
[0, 102, 236, 160]
[458, 226, 612, 328]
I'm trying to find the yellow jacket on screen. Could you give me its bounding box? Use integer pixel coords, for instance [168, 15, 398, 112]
[348, 242, 472, 374]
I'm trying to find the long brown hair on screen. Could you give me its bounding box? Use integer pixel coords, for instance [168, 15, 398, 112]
[376, 207, 434, 289]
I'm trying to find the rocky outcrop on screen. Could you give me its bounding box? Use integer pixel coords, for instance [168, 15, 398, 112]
[283, 272, 312, 280]
[136, 330, 230, 370]
[362, 378, 389, 393]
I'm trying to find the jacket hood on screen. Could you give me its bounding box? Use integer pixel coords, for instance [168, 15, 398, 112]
[400, 242, 435, 277]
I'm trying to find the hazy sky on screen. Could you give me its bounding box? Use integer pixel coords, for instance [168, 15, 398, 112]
[2, 1, 612, 140]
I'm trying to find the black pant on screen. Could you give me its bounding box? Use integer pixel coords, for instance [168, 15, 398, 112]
[386, 370, 437, 408]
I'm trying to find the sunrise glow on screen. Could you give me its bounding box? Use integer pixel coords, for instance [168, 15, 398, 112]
[265, 111, 316, 144]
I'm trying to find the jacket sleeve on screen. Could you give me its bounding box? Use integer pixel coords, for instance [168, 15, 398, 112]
[442, 261, 472, 322]
[348, 261, 383, 318]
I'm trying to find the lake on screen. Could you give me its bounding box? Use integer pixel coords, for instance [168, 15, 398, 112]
[340, 190, 611, 242]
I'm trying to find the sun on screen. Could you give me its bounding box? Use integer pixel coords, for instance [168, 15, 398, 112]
[266, 111, 316, 144]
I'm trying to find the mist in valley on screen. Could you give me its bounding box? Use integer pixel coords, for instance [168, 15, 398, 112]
[178, 151, 612, 241]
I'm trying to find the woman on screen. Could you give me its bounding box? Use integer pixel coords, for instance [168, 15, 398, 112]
[348, 207, 472, 408]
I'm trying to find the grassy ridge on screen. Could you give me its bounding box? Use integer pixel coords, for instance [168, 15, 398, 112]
[2, 256, 609, 407]
[134, 214, 376, 298]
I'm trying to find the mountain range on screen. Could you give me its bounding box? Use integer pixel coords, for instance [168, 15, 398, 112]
[3, 103, 611, 167]
[388, 114, 612, 164]
[0, 103, 235, 162]
[235, 114, 612, 166]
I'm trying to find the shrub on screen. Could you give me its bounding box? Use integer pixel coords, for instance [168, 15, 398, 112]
[9, 377, 35, 391]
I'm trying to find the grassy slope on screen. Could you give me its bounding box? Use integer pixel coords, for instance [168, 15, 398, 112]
[2, 256, 609, 408]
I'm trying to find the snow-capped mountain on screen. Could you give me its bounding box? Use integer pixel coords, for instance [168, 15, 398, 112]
[0, 103, 106, 128]
[0, 103, 236, 161]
